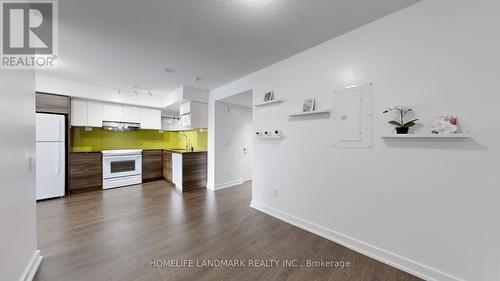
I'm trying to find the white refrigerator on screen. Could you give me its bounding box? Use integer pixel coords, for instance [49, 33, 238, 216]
[36, 113, 66, 200]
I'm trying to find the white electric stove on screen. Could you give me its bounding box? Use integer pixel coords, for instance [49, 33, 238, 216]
[102, 149, 142, 189]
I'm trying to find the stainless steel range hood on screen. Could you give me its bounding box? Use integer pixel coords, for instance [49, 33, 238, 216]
[102, 121, 140, 131]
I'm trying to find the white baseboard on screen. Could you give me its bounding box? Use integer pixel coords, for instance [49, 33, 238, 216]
[214, 179, 244, 191]
[19, 250, 42, 281]
[250, 201, 466, 281]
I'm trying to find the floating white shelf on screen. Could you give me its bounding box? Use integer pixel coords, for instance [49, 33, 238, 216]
[288, 109, 331, 117]
[256, 135, 282, 139]
[381, 133, 471, 138]
[254, 99, 283, 107]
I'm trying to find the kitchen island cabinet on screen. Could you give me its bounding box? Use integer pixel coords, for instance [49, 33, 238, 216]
[162, 150, 207, 192]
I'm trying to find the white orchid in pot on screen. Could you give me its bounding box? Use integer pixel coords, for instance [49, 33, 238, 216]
[383, 105, 419, 134]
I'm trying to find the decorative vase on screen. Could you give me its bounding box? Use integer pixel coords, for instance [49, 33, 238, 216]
[396, 127, 409, 134]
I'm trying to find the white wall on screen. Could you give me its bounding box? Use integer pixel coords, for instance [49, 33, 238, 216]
[209, 1, 500, 281]
[213, 102, 252, 189]
[0, 71, 41, 281]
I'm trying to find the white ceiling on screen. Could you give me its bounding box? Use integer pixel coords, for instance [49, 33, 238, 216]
[40, 0, 419, 96]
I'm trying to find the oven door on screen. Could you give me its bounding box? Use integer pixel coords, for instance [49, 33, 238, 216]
[103, 155, 142, 179]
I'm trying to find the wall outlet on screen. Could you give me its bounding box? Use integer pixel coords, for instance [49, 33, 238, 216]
[273, 189, 279, 198]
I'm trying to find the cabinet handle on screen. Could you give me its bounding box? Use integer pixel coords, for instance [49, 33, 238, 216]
[55, 143, 62, 175]
[28, 156, 33, 172]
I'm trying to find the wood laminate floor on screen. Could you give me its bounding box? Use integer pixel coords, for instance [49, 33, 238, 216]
[34, 181, 423, 281]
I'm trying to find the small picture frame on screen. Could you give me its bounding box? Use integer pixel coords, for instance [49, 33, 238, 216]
[302, 98, 316, 112]
[263, 91, 274, 102]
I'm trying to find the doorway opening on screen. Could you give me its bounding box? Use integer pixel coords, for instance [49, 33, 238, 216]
[214, 90, 253, 190]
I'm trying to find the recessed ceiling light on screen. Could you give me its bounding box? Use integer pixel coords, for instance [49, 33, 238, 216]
[239, 0, 274, 8]
[165, 67, 177, 73]
[193, 77, 202, 82]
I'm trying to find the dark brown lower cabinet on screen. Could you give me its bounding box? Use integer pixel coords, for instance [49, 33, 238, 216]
[182, 152, 207, 192]
[69, 152, 102, 193]
[162, 151, 173, 184]
[142, 150, 163, 181]
[162, 151, 207, 191]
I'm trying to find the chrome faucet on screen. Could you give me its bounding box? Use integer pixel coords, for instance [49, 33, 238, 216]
[180, 133, 191, 151]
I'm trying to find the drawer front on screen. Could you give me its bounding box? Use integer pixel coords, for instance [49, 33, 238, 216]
[143, 151, 162, 164]
[70, 176, 102, 190]
[70, 152, 101, 163]
[69, 153, 102, 190]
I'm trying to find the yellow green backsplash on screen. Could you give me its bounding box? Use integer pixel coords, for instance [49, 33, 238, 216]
[71, 127, 207, 152]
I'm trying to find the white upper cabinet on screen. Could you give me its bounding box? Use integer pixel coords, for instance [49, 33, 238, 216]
[71, 99, 103, 127]
[102, 103, 123, 122]
[139, 107, 152, 129]
[162, 117, 181, 131]
[180, 114, 191, 128]
[71, 99, 160, 130]
[140, 108, 162, 130]
[122, 105, 140, 123]
[103, 103, 142, 123]
[70, 99, 87, 127]
[179, 101, 207, 129]
[87, 101, 103, 127]
[151, 109, 161, 130]
[179, 102, 191, 116]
